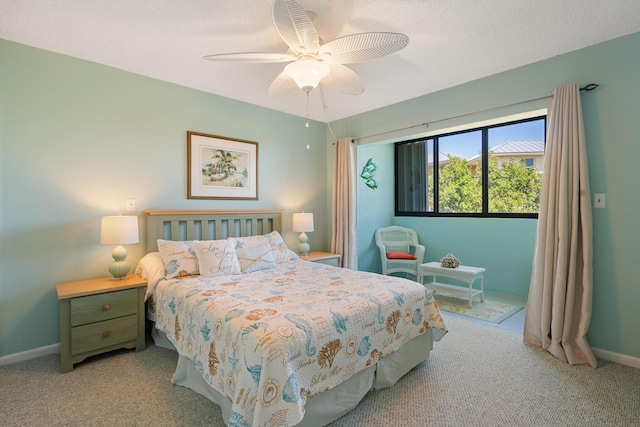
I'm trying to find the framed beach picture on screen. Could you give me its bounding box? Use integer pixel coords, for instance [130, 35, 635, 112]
[187, 131, 258, 200]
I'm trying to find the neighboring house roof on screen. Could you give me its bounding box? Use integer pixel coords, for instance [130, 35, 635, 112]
[425, 140, 544, 165]
[491, 139, 544, 155]
[468, 140, 544, 162]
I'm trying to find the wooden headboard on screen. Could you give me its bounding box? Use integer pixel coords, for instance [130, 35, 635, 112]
[144, 209, 283, 252]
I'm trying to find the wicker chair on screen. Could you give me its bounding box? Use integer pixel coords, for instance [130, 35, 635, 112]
[375, 226, 425, 280]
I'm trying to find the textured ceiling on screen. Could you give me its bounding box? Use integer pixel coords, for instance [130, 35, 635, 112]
[2, 0, 639, 122]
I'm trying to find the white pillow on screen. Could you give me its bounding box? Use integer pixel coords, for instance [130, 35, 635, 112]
[157, 240, 199, 279]
[134, 252, 164, 300]
[236, 242, 276, 273]
[192, 239, 241, 277]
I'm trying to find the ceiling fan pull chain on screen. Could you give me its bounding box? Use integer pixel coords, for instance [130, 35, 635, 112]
[305, 89, 311, 149]
[305, 89, 310, 128]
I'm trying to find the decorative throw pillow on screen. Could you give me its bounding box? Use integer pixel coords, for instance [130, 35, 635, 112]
[287, 248, 300, 261]
[234, 235, 269, 249]
[192, 239, 241, 278]
[157, 240, 200, 279]
[386, 251, 417, 260]
[264, 231, 294, 263]
[236, 242, 277, 273]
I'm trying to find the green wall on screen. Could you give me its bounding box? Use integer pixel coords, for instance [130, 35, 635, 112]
[335, 32, 640, 360]
[0, 39, 330, 357]
[356, 143, 395, 271]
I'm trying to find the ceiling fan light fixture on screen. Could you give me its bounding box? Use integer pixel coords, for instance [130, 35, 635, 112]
[204, 0, 410, 118]
[285, 59, 330, 91]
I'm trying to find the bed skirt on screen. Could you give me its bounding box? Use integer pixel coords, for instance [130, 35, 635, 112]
[153, 328, 432, 426]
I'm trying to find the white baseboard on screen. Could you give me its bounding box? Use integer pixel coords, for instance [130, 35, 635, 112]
[592, 347, 640, 369]
[0, 343, 59, 366]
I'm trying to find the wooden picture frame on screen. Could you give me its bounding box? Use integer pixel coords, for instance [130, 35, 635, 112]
[187, 131, 258, 200]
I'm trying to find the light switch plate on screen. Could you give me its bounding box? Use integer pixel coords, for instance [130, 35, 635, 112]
[593, 193, 605, 208]
[126, 198, 136, 211]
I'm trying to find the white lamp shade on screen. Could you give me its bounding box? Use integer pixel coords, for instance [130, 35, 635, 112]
[292, 212, 314, 232]
[285, 59, 330, 91]
[101, 216, 139, 245]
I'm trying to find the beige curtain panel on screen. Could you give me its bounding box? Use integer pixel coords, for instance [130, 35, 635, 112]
[523, 83, 597, 368]
[331, 137, 358, 269]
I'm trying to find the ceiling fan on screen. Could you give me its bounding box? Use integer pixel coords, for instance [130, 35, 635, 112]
[203, 0, 409, 99]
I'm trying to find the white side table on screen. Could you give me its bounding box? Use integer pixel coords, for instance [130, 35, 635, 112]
[418, 262, 485, 307]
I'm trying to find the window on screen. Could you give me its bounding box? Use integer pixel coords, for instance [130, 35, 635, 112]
[395, 116, 546, 218]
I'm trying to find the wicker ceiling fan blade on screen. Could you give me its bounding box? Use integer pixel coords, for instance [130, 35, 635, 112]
[267, 70, 297, 97]
[203, 52, 294, 63]
[321, 64, 364, 95]
[203, 1, 408, 102]
[319, 32, 409, 64]
[272, 0, 320, 53]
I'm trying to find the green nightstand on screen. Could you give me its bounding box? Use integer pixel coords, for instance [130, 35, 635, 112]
[299, 251, 341, 267]
[56, 274, 147, 373]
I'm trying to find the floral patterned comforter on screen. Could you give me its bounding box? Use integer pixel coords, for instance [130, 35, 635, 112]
[151, 259, 447, 427]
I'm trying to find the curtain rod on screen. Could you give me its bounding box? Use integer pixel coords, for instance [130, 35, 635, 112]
[354, 83, 599, 142]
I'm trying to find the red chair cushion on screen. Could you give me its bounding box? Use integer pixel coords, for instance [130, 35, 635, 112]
[386, 251, 416, 260]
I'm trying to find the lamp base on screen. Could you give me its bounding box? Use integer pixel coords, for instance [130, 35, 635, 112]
[297, 232, 310, 256]
[109, 245, 131, 279]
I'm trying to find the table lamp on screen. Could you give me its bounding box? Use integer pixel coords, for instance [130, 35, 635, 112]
[292, 212, 314, 256]
[101, 215, 139, 279]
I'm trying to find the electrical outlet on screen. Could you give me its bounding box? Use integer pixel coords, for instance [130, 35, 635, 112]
[126, 198, 136, 211]
[593, 193, 605, 208]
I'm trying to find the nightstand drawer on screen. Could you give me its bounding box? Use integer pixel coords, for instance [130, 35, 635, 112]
[71, 314, 138, 355]
[70, 289, 137, 326]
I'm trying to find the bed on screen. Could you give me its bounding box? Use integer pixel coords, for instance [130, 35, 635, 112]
[136, 209, 447, 427]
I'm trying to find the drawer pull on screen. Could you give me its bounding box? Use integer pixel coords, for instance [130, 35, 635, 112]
[103, 304, 111, 311]
[103, 331, 111, 337]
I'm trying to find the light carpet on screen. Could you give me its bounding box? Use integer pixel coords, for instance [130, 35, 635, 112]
[1, 315, 639, 426]
[432, 293, 523, 323]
